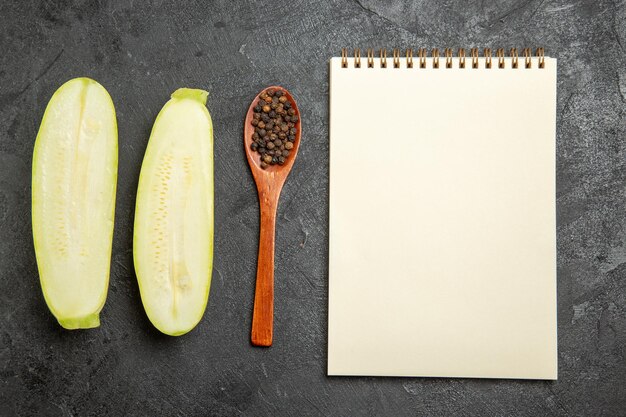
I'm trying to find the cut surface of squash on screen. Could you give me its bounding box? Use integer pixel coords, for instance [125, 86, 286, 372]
[32, 78, 118, 329]
[133, 88, 214, 336]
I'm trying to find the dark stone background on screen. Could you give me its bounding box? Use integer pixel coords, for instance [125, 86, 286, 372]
[1, 0, 625, 415]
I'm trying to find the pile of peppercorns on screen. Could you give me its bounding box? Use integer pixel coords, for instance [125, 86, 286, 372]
[250, 88, 299, 169]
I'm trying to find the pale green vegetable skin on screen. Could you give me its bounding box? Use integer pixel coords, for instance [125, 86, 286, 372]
[133, 89, 214, 336]
[32, 78, 118, 329]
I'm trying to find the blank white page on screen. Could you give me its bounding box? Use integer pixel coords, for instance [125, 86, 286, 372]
[328, 55, 557, 379]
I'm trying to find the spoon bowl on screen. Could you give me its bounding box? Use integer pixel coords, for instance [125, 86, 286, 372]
[244, 86, 301, 347]
[244, 86, 301, 174]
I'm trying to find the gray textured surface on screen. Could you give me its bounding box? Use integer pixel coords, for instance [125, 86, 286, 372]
[1, 0, 625, 415]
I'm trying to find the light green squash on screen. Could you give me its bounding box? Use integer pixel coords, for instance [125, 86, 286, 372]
[32, 78, 118, 329]
[133, 89, 214, 336]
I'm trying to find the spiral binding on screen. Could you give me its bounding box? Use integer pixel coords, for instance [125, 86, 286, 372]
[340, 48, 546, 69]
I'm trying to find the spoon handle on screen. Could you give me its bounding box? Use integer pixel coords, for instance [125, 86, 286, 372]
[251, 189, 280, 346]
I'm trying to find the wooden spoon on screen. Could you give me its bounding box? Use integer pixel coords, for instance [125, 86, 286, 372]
[244, 86, 301, 347]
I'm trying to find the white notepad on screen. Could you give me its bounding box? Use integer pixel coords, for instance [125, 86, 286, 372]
[328, 50, 557, 379]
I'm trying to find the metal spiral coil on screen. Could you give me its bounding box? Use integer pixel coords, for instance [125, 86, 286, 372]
[340, 48, 547, 69]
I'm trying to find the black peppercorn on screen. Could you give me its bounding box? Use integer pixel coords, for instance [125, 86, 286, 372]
[251, 88, 299, 169]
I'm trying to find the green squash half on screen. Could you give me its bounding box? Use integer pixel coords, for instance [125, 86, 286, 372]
[133, 89, 214, 336]
[32, 78, 118, 329]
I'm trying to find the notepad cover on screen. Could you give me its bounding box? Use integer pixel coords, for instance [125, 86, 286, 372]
[328, 56, 557, 379]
